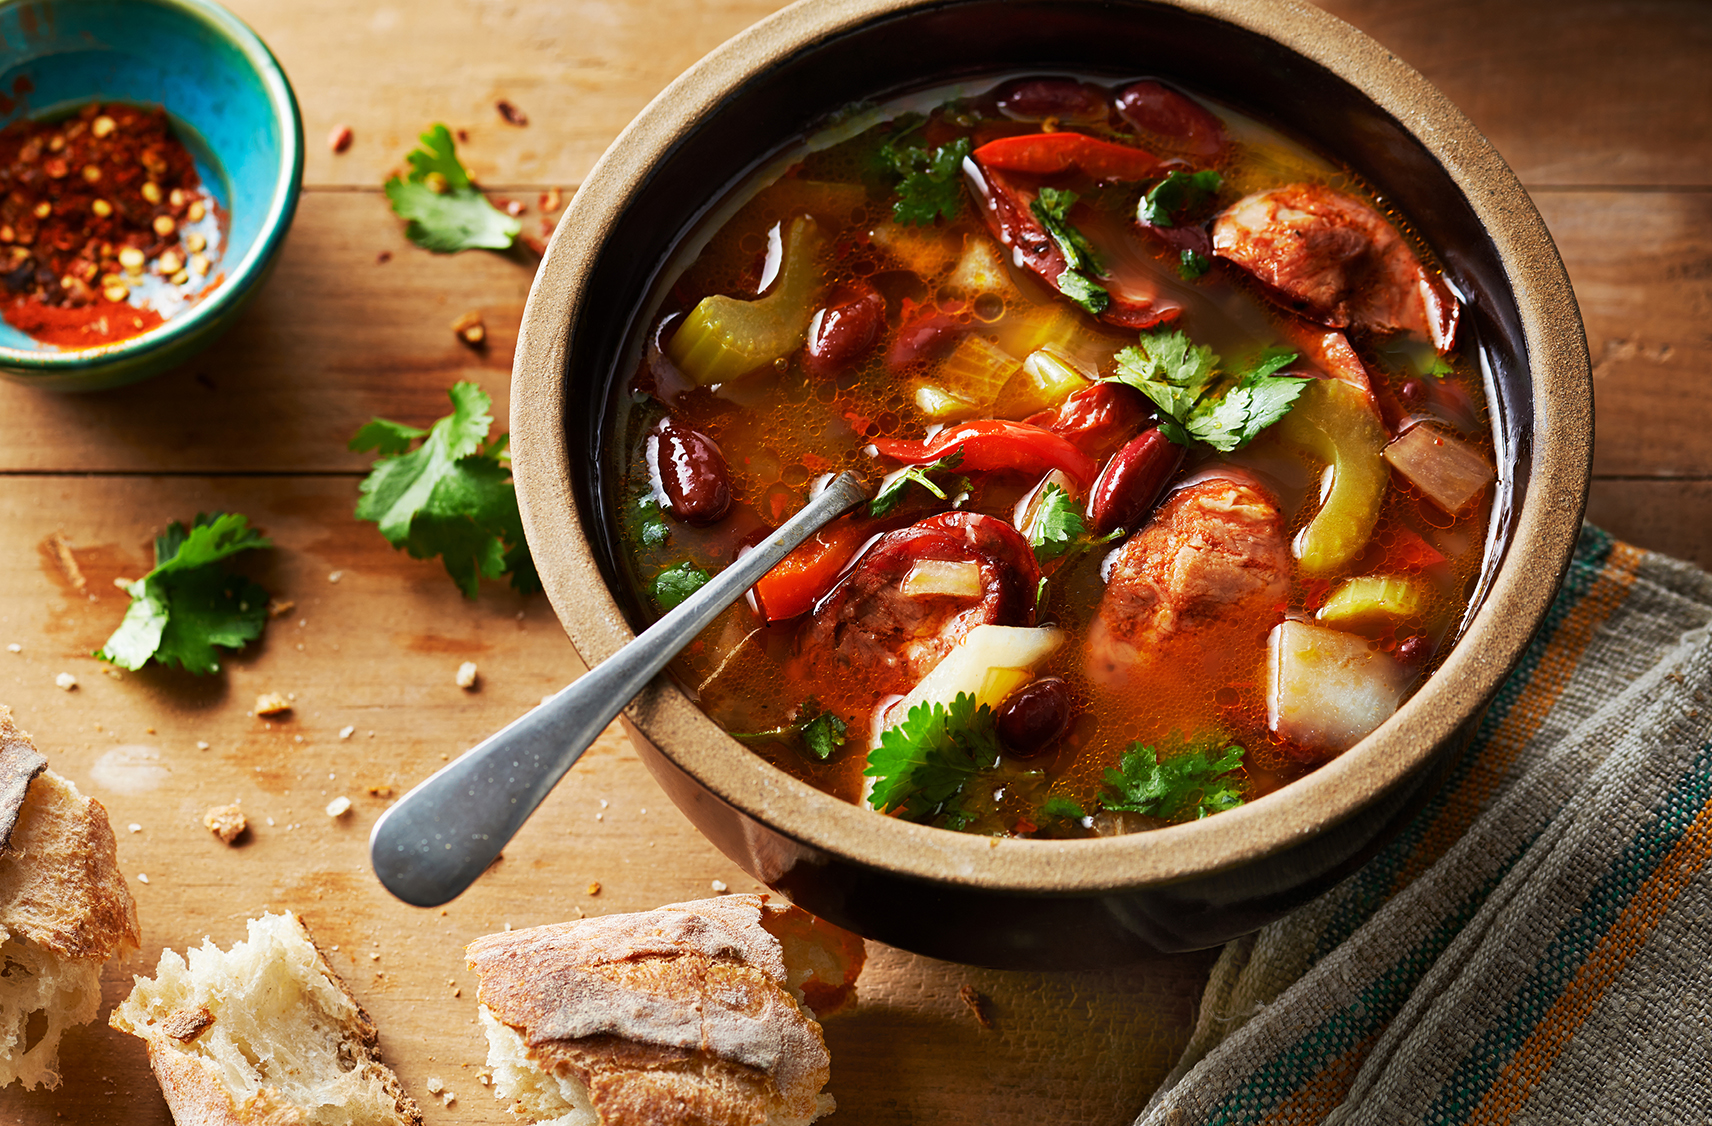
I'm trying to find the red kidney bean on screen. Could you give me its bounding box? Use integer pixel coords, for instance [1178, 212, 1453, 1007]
[996, 78, 1110, 122]
[1394, 634, 1433, 667]
[1115, 80, 1226, 157]
[805, 283, 885, 378]
[651, 417, 732, 526]
[1030, 381, 1152, 461]
[1086, 427, 1185, 536]
[886, 306, 964, 371]
[997, 677, 1074, 758]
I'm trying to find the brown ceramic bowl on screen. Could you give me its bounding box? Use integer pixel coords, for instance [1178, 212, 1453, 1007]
[511, 0, 1591, 968]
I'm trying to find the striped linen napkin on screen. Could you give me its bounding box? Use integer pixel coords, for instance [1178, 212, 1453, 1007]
[1138, 525, 1712, 1126]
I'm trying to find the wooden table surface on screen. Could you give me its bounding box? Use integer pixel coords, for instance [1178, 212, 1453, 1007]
[3, 1, 1708, 1123]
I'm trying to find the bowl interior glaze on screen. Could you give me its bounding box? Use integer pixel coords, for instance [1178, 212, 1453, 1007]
[513, 0, 1590, 963]
[0, 0, 303, 389]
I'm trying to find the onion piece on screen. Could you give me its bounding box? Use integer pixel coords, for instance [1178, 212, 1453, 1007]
[900, 559, 984, 599]
[1383, 424, 1496, 514]
[875, 624, 1065, 744]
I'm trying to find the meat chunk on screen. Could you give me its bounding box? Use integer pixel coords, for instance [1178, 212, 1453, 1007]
[1086, 475, 1290, 688]
[801, 512, 1038, 700]
[1211, 183, 1459, 353]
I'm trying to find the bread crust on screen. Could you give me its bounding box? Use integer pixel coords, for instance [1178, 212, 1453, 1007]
[0, 706, 47, 852]
[469, 895, 852, 1126]
[0, 707, 139, 961]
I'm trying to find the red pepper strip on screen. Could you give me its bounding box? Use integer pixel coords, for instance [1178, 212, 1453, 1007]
[871, 419, 1098, 492]
[753, 515, 875, 623]
[972, 132, 1166, 182]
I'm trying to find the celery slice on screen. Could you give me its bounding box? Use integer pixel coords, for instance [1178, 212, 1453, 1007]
[990, 346, 1094, 419]
[1277, 378, 1389, 574]
[914, 382, 979, 421]
[1318, 575, 1431, 627]
[667, 215, 826, 385]
[936, 334, 1020, 407]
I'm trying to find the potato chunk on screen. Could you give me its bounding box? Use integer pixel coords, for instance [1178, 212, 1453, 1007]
[1267, 620, 1416, 755]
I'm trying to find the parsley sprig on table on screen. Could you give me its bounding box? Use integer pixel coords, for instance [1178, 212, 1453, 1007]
[876, 118, 972, 226]
[1031, 186, 1110, 315]
[1100, 739, 1247, 822]
[384, 124, 522, 253]
[1108, 329, 1308, 452]
[865, 693, 1001, 828]
[351, 382, 539, 599]
[97, 513, 272, 675]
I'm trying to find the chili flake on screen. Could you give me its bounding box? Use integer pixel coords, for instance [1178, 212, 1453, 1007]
[0, 102, 221, 348]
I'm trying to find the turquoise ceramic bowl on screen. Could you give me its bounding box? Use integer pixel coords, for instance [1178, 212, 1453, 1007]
[0, 0, 302, 391]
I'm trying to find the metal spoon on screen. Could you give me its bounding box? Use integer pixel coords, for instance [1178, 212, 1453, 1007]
[369, 470, 869, 907]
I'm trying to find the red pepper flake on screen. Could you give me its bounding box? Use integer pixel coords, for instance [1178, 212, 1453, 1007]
[958, 985, 995, 1029]
[0, 102, 219, 349]
[495, 99, 529, 127]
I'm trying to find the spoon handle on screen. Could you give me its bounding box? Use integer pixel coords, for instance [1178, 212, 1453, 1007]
[369, 471, 870, 907]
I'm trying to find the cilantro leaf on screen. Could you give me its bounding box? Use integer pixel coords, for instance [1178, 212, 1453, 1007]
[865, 693, 1001, 825]
[1183, 349, 1307, 453]
[352, 382, 538, 598]
[1054, 269, 1110, 316]
[1024, 482, 1117, 564]
[653, 561, 710, 609]
[1099, 740, 1246, 822]
[384, 124, 522, 253]
[97, 513, 272, 675]
[635, 497, 670, 548]
[1039, 794, 1087, 821]
[1178, 249, 1211, 280]
[870, 449, 965, 516]
[1030, 187, 1113, 315]
[877, 123, 971, 227]
[1109, 328, 1220, 420]
[802, 710, 849, 761]
[1137, 169, 1223, 228]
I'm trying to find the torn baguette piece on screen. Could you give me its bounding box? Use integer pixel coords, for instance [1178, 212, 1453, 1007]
[0, 706, 141, 1091]
[468, 894, 865, 1126]
[110, 912, 422, 1126]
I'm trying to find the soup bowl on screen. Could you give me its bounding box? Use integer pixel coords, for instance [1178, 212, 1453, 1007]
[511, 0, 1591, 968]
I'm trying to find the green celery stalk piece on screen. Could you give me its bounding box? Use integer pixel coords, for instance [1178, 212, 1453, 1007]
[1276, 379, 1390, 574]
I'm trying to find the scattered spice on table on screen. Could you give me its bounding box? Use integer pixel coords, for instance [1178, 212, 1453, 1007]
[0, 102, 221, 348]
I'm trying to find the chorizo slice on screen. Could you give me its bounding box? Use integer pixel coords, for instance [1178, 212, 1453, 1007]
[1211, 183, 1460, 353]
[801, 512, 1039, 699]
[1086, 474, 1290, 688]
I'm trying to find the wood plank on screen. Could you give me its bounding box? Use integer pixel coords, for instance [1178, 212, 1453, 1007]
[0, 475, 1212, 1126]
[1317, 0, 1712, 187]
[1586, 478, 1712, 571]
[1537, 190, 1712, 478]
[221, 0, 793, 190]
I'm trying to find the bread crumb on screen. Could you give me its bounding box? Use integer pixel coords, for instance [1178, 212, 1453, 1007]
[55, 672, 77, 690]
[958, 985, 994, 1029]
[441, 1091, 455, 1106]
[254, 692, 292, 716]
[328, 571, 343, 583]
[128, 822, 143, 833]
[539, 694, 556, 706]
[266, 817, 275, 826]
[267, 598, 295, 618]
[203, 804, 247, 844]
[136, 873, 149, 885]
[325, 796, 352, 818]
[455, 661, 478, 689]
[586, 881, 601, 896]
[710, 879, 728, 893]
[196, 740, 211, 750]
[339, 725, 355, 739]
[5, 643, 19, 653]
[425, 1076, 444, 1095]
[369, 952, 380, 961]
[367, 784, 393, 798]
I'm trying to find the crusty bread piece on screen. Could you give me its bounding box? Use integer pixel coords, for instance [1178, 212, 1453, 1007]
[110, 912, 423, 1126]
[468, 894, 865, 1126]
[0, 706, 141, 1091]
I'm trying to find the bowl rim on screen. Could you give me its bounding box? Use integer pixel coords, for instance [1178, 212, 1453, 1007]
[511, 0, 1593, 895]
[0, 0, 305, 373]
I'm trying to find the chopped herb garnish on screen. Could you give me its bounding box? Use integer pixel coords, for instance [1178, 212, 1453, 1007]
[1031, 186, 1112, 315]
[1178, 249, 1211, 280]
[1137, 169, 1223, 228]
[1053, 268, 1110, 316]
[877, 121, 972, 227]
[870, 448, 967, 516]
[652, 561, 711, 610]
[865, 693, 1001, 825]
[384, 124, 522, 253]
[96, 513, 272, 675]
[352, 382, 539, 599]
[1039, 794, 1088, 821]
[1109, 330, 1305, 453]
[1025, 483, 1120, 564]
[1099, 739, 1246, 822]
[636, 497, 670, 548]
[731, 700, 849, 761]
